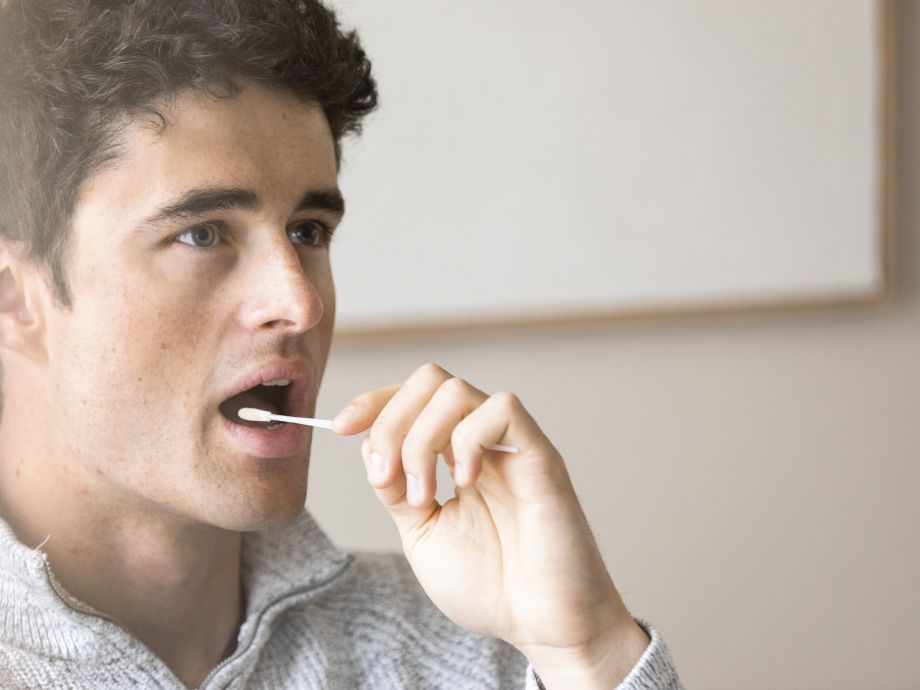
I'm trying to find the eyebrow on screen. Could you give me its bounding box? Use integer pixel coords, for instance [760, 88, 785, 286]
[296, 189, 345, 217]
[139, 186, 346, 230]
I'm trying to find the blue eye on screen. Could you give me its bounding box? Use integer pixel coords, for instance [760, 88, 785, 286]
[176, 223, 222, 248]
[289, 220, 332, 248]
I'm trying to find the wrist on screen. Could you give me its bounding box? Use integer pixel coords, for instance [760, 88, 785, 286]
[522, 615, 650, 690]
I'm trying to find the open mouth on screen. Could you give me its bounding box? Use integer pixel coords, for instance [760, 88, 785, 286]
[219, 379, 292, 430]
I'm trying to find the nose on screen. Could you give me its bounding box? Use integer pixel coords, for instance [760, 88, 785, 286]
[238, 239, 324, 335]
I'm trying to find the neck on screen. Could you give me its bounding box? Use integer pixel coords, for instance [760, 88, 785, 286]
[0, 395, 243, 689]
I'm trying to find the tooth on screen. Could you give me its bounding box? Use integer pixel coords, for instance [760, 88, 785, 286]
[266, 422, 285, 430]
[263, 379, 291, 386]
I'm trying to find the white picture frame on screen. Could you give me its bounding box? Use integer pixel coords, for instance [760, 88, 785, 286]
[328, 0, 892, 338]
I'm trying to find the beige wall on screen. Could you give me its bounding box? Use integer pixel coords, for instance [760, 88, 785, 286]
[308, 3, 920, 687]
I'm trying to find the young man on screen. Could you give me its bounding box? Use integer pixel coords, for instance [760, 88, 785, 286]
[0, 1, 680, 688]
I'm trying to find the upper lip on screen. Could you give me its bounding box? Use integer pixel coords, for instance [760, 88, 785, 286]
[218, 359, 312, 418]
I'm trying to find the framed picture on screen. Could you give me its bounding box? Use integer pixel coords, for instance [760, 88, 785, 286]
[329, 0, 891, 338]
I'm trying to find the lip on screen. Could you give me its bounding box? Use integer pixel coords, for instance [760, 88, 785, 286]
[217, 359, 313, 459]
[219, 414, 311, 459]
[218, 359, 311, 418]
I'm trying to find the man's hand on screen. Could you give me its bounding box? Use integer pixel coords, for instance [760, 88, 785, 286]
[332, 364, 650, 689]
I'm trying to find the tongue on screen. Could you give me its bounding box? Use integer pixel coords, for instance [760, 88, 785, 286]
[220, 388, 282, 427]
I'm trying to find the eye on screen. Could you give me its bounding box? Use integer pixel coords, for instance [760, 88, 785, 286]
[288, 220, 332, 248]
[176, 222, 223, 248]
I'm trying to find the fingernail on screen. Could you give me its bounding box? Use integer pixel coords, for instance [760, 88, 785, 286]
[406, 473, 421, 504]
[454, 461, 467, 486]
[369, 451, 386, 479]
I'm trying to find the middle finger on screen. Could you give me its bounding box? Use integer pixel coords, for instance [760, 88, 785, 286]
[400, 376, 488, 506]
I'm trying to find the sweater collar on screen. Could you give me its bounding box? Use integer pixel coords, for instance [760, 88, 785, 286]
[240, 509, 352, 619]
[0, 514, 65, 607]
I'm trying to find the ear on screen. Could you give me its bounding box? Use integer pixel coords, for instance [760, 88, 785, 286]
[0, 242, 47, 363]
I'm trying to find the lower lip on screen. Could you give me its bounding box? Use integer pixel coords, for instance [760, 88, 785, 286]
[219, 414, 310, 459]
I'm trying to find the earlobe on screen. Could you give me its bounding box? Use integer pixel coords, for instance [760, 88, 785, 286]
[0, 245, 47, 363]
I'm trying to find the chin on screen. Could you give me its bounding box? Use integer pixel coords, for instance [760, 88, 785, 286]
[248, 485, 309, 531]
[204, 478, 309, 532]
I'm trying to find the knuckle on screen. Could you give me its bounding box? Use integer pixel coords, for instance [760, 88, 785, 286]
[490, 391, 521, 410]
[414, 362, 450, 382]
[440, 376, 471, 396]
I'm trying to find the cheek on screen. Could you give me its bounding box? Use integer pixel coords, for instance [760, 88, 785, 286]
[53, 280, 213, 423]
[318, 270, 335, 322]
[49, 295, 219, 474]
[304, 256, 335, 319]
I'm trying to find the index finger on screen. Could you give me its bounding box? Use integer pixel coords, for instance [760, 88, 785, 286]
[330, 382, 403, 435]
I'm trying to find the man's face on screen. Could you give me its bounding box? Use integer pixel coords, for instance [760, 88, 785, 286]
[43, 84, 341, 530]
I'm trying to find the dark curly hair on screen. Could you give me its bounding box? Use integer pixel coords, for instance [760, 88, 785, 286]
[0, 0, 378, 307]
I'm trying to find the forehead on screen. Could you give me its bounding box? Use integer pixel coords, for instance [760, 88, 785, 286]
[136, 84, 337, 187]
[76, 84, 338, 225]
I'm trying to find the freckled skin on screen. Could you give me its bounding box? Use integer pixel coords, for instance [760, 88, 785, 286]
[0, 86, 343, 683]
[41, 85, 339, 530]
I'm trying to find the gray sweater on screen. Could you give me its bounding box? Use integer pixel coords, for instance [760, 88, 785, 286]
[0, 511, 681, 689]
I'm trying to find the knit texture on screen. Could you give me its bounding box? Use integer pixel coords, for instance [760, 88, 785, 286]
[0, 511, 680, 689]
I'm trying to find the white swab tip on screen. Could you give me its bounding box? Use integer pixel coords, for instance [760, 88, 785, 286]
[238, 407, 272, 422]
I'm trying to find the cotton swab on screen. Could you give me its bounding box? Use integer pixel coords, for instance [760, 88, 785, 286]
[239, 407, 333, 429]
[238, 407, 519, 453]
